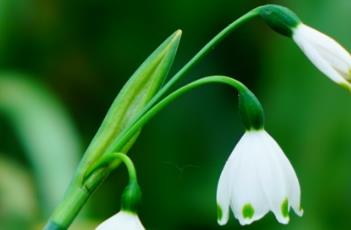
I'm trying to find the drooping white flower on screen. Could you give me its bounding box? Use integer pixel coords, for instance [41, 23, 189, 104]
[293, 23, 351, 89]
[216, 129, 303, 226]
[96, 210, 145, 230]
[258, 4, 351, 90]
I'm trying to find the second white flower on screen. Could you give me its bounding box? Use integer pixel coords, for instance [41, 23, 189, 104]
[216, 129, 303, 226]
[293, 23, 351, 88]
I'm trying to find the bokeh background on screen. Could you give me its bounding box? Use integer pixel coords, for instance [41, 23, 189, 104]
[1, 0, 351, 229]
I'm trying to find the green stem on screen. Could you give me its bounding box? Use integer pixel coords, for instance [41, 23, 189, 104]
[84, 152, 141, 212]
[45, 75, 259, 229]
[105, 7, 261, 154]
[150, 7, 260, 105]
[111, 75, 254, 153]
[45, 7, 262, 228]
[104, 7, 260, 156]
[44, 185, 89, 230]
[116, 153, 137, 182]
[85, 152, 138, 183]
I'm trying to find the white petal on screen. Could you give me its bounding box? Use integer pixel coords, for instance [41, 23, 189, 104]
[299, 24, 351, 76]
[259, 131, 303, 218]
[229, 132, 270, 225]
[256, 131, 291, 224]
[96, 211, 145, 230]
[293, 25, 349, 85]
[216, 160, 232, 225]
[271, 141, 303, 217]
[216, 133, 247, 225]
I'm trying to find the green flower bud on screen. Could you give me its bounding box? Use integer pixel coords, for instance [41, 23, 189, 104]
[238, 89, 264, 130]
[258, 4, 301, 37]
[121, 181, 142, 213]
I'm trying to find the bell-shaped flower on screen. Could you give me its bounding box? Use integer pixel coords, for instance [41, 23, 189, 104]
[216, 129, 303, 226]
[292, 24, 351, 89]
[258, 4, 351, 90]
[96, 210, 145, 230]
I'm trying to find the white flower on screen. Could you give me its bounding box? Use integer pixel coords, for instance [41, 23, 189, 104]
[292, 23, 351, 89]
[216, 129, 303, 226]
[96, 210, 145, 230]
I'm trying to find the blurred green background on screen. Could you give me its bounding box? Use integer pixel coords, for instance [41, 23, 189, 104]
[1, 0, 351, 229]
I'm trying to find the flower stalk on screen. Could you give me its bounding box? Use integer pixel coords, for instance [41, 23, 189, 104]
[87, 152, 142, 213]
[108, 75, 263, 153]
[77, 75, 263, 205]
[93, 153, 145, 230]
[43, 3, 350, 228]
[44, 75, 261, 229]
[257, 4, 351, 90]
[45, 5, 264, 228]
[130, 7, 261, 124]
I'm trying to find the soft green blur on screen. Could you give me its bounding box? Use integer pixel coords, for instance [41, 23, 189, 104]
[1, 0, 351, 229]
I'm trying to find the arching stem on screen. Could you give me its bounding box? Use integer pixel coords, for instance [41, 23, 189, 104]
[105, 75, 262, 163]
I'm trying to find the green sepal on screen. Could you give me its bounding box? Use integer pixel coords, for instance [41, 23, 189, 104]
[121, 180, 142, 213]
[78, 30, 182, 175]
[258, 4, 301, 37]
[238, 89, 264, 130]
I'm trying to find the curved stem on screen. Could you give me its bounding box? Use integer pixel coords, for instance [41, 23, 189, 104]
[110, 75, 251, 153]
[83, 152, 142, 212]
[112, 7, 260, 144]
[85, 152, 138, 183]
[114, 153, 138, 182]
[83, 151, 143, 214]
[45, 7, 263, 227]
[102, 7, 260, 156]
[44, 75, 258, 229]
[151, 7, 260, 105]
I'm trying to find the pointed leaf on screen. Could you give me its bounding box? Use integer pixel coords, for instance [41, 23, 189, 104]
[79, 30, 182, 173]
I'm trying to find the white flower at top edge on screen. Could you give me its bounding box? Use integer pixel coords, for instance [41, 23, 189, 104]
[292, 23, 351, 89]
[216, 129, 303, 226]
[96, 210, 145, 230]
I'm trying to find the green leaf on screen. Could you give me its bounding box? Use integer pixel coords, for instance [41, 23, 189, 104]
[0, 73, 82, 214]
[78, 30, 182, 174]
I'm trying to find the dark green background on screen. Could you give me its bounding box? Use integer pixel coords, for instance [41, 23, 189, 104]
[1, 0, 351, 229]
